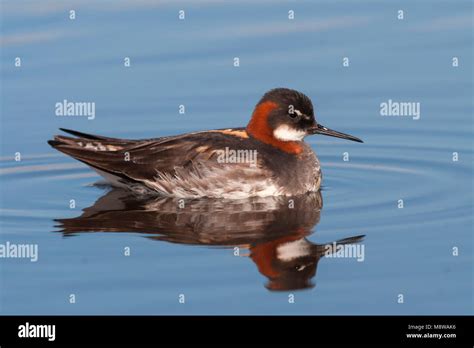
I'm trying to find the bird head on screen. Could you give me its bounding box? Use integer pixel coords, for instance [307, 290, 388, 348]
[246, 88, 362, 153]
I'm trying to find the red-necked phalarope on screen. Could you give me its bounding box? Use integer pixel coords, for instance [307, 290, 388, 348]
[48, 88, 363, 198]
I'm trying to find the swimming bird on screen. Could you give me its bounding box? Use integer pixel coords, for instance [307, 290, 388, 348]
[48, 88, 362, 198]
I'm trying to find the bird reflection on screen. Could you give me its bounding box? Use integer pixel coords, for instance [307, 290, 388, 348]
[55, 188, 364, 291]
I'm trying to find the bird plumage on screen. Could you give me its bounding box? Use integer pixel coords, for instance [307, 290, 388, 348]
[48, 88, 361, 198]
[49, 127, 320, 198]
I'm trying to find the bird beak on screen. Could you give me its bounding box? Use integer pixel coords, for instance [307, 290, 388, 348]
[308, 124, 363, 143]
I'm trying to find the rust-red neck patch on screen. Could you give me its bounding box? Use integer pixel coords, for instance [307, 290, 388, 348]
[246, 101, 303, 155]
[250, 232, 306, 281]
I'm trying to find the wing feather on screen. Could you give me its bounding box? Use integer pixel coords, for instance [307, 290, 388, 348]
[48, 128, 275, 197]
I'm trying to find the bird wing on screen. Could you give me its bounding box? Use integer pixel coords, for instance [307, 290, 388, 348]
[49, 128, 272, 197]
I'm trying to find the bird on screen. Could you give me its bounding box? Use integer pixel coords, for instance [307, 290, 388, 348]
[48, 88, 363, 198]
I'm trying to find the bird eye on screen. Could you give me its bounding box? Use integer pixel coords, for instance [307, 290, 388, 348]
[288, 108, 302, 119]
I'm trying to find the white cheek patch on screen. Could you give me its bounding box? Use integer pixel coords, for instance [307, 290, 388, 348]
[273, 125, 306, 141]
[276, 239, 311, 261]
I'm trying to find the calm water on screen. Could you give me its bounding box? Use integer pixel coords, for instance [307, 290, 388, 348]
[1, 0, 472, 315]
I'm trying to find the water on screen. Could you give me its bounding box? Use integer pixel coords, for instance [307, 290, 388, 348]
[0, 0, 472, 315]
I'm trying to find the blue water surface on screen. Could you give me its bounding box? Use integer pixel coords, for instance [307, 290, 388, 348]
[0, 0, 472, 315]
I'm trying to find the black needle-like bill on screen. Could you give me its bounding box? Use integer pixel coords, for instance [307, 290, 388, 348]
[309, 124, 363, 143]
